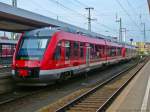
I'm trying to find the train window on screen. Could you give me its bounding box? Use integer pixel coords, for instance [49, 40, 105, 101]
[70, 42, 74, 58]
[0, 44, 2, 56]
[99, 46, 103, 58]
[73, 42, 79, 57]
[114, 47, 116, 56]
[100, 46, 105, 57]
[65, 41, 71, 60]
[80, 42, 84, 58]
[116, 47, 119, 56]
[118, 47, 122, 56]
[107, 46, 110, 56]
[110, 47, 116, 57]
[54, 42, 61, 60]
[126, 48, 128, 55]
[110, 47, 112, 56]
[128, 48, 130, 56]
[95, 45, 100, 59]
[90, 44, 95, 59]
[17, 37, 49, 60]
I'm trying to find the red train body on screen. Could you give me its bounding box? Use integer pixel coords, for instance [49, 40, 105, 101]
[12, 28, 137, 86]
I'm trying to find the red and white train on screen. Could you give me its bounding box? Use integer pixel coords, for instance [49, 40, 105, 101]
[12, 28, 137, 86]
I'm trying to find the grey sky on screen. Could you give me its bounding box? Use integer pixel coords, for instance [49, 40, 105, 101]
[0, 0, 149, 42]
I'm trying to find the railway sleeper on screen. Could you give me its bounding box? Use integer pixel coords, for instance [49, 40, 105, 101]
[67, 109, 93, 112]
[74, 104, 100, 108]
[88, 96, 110, 99]
[85, 99, 107, 102]
[96, 88, 115, 93]
[68, 107, 97, 112]
[87, 98, 109, 101]
[82, 100, 106, 103]
[77, 102, 101, 106]
[88, 91, 113, 96]
[90, 93, 114, 97]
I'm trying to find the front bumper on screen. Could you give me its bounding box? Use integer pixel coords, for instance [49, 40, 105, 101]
[12, 69, 61, 86]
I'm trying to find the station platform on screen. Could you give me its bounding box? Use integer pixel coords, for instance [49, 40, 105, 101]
[107, 60, 150, 112]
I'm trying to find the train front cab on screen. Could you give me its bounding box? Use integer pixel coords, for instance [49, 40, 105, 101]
[12, 30, 57, 86]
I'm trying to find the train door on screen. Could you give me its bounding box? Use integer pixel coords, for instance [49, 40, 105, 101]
[64, 41, 71, 65]
[86, 44, 90, 71]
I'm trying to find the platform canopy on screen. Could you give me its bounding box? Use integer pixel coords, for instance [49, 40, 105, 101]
[0, 2, 60, 32]
[148, 0, 150, 12]
[0, 2, 111, 40]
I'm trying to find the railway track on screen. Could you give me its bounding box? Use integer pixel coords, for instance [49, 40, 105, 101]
[0, 67, 12, 78]
[0, 85, 53, 105]
[0, 67, 11, 72]
[56, 58, 148, 112]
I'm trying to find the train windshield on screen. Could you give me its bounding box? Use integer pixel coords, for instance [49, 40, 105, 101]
[17, 36, 49, 60]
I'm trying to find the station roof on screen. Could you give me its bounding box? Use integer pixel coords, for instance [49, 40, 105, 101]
[148, 0, 150, 12]
[0, 2, 58, 32]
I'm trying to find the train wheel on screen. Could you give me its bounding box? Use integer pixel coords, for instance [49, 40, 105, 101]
[60, 71, 72, 81]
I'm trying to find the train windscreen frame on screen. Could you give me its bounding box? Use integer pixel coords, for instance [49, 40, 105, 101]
[16, 36, 50, 60]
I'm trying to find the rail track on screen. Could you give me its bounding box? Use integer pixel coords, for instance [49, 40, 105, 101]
[0, 67, 12, 78]
[56, 58, 148, 112]
[0, 85, 53, 105]
[0, 67, 11, 72]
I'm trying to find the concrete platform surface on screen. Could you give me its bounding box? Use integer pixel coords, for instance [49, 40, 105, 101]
[107, 60, 150, 112]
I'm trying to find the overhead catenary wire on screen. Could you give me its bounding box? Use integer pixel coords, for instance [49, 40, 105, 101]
[115, 0, 142, 32]
[125, 0, 145, 25]
[47, 0, 118, 34]
[126, 0, 138, 16]
[72, 0, 88, 7]
[48, 0, 87, 18]
[72, 0, 118, 32]
[31, 0, 58, 17]
[30, 0, 83, 23]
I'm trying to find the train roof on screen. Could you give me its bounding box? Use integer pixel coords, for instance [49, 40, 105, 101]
[106, 41, 122, 47]
[0, 39, 17, 44]
[24, 27, 112, 40]
[124, 44, 137, 49]
[24, 28, 136, 49]
[24, 28, 57, 37]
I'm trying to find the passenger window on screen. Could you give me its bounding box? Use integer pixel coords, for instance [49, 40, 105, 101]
[0, 44, 2, 56]
[99, 46, 103, 57]
[80, 42, 84, 58]
[107, 46, 110, 56]
[111, 47, 116, 57]
[65, 41, 71, 60]
[95, 45, 100, 59]
[118, 47, 122, 56]
[54, 42, 61, 60]
[90, 44, 94, 59]
[73, 42, 79, 57]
